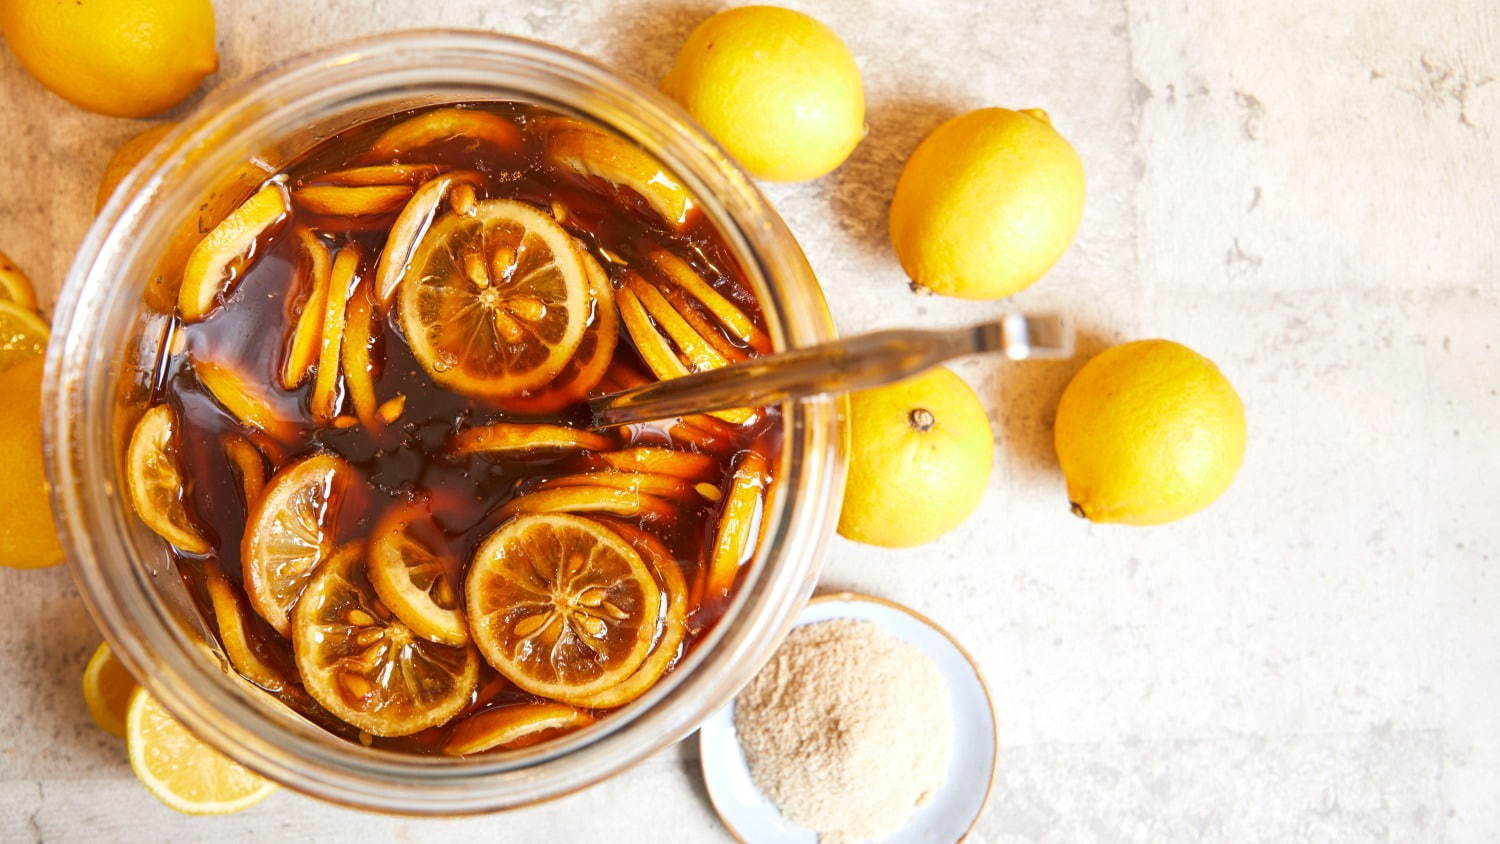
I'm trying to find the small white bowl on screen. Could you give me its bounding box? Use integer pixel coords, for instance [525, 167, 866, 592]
[698, 591, 998, 842]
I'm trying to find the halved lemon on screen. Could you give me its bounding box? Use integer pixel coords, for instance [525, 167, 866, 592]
[292, 543, 480, 737]
[0, 249, 39, 311]
[443, 702, 594, 756]
[204, 568, 289, 692]
[466, 513, 663, 704]
[706, 450, 770, 599]
[497, 248, 618, 413]
[341, 277, 381, 430]
[293, 184, 414, 218]
[179, 183, 290, 323]
[497, 486, 678, 522]
[537, 470, 695, 502]
[398, 199, 591, 398]
[82, 641, 136, 737]
[279, 227, 331, 390]
[222, 434, 267, 508]
[597, 446, 717, 480]
[194, 358, 300, 446]
[310, 244, 363, 423]
[571, 518, 688, 709]
[649, 250, 770, 354]
[126, 404, 209, 555]
[366, 107, 523, 161]
[449, 422, 613, 457]
[126, 688, 277, 815]
[0, 299, 48, 373]
[368, 501, 468, 646]
[242, 453, 354, 636]
[542, 119, 696, 230]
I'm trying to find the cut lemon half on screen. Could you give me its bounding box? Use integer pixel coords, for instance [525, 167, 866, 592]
[466, 513, 663, 704]
[398, 199, 590, 398]
[242, 453, 354, 636]
[498, 248, 618, 413]
[706, 450, 770, 599]
[83, 641, 136, 738]
[0, 299, 48, 373]
[194, 358, 300, 446]
[179, 183, 290, 323]
[292, 543, 480, 737]
[204, 569, 289, 692]
[450, 422, 613, 457]
[366, 108, 523, 161]
[126, 404, 209, 555]
[127, 688, 277, 815]
[497, 486, 678, 522]
[279, 227, 331, 390]
[571, 518, 688, 709]
[542, 119, 696, 230]
[597, 446, 717, 480]
[0, 249, 39, 311]
[368, 501, 468, 646]
[444, 702, 594, 756]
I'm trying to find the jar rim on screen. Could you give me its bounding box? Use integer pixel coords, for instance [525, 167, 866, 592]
[44, 29, 844, 814]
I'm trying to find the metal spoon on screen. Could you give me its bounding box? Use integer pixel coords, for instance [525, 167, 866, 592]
[587, 314, 1072, 427]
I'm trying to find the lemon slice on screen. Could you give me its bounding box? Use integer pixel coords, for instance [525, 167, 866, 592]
[125, 404, 209, 555]
[497, 248, 618, 413]
[222, 434, 267, 508]
[368, 501, 468, 646]
[449, 422, 613, 457]
[0, 249, 39, 311]
[398, 199, 590, 398]
[0, 299, 48, 373]
[279, 227, 331, 390]
[443, 702, 594, 756]
[536, 471, 695, 502]
[314, 164, 446, 186]
[597, 446, 717, 480]
[127, 688, 277, 815]
[293, 185, 414, 218]
[466, 513, 663, 704]
[542, 119, 696, 230]
[82, 641, 136, 737]
[194, 358, 300, 446]
[615, 277, 752, 425]
[622, 271, 727, 373]
[497, 486, 678, 522]
[341, 277, 381, 430]
[649, 250, 770, 354]
[292, 543, 480, 737]
[242, 453, 354, 636]
[204, 569, 290, 692]
[179, 183, 290, 322]
[310, 244, 362, 422]
[570, 518, 688, 709]
[374, 173, 473, 304]
[366, 108, 523, 161]
[706, 450, 770, 600]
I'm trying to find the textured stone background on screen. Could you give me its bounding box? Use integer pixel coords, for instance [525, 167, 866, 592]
[1, 0, 1497, 840]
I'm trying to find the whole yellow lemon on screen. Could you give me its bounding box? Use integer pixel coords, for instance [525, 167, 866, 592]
[889, 108, 1084, 299]
[838, 367, 993, 548]
[1054, 340, 1246, 525]
[661, 6, 864, 182]
[0, 0, 216, 118]
[0, 356, 64, 568]
[97, 122, 177, 211]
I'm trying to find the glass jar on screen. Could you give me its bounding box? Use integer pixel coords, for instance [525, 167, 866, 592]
[44, 30, 844, 814]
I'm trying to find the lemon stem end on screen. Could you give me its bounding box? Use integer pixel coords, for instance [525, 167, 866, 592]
[908, 408, 935, 432]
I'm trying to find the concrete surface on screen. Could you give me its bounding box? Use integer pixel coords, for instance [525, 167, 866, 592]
[1, 0, 1497, 841]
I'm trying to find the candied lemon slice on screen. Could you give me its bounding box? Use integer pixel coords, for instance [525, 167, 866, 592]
[0, 299, 49, 373]
[279, 227, 332, 390]
[667, 413, 740, 455]
[127, 688, 277, 815]
[398, 199, 590, 398]
[126, 404, 209, 555]
[340, 277, 381, 431]
[366, 107, 523, 161]
[310, 244, 362, 422]
[222, 434, 267, 507]
[497, 486, 678, 522]
[615, 279, 752, 425]
[706, 450, 770, 600]
[242, 453, 353, 636]
[293, 543, 480, 737]
[649, 250, 770, 354]
[659, 282, 749, 363]
[571, 519, 688, 709]
[293, 184, 414, 218]
[194, 358, 300, 445]
[542, 119, 696, 230]
[466, 513, 663, 704]
[204, 568, 289, 692]
[537, 470, 695, 502]
[498, 248, 618, 413]
[623, 272, 726, 373]
[374, 173, 474, 304]
[0, 249, 38, 311]
[368, 501, 468, 646]
[597, 446, 717, 480]
[313, 164, 446, 186]
[82, 641, 136, 738]
[450, 422, 613, 457]
[179, 183, 290, 323]
[444, 702, 594, 756]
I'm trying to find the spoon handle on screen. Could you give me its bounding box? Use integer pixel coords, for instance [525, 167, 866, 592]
[588, 314, 1071, 427]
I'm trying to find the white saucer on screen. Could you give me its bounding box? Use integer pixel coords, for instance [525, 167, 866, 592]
[698, 592, 998, 842]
